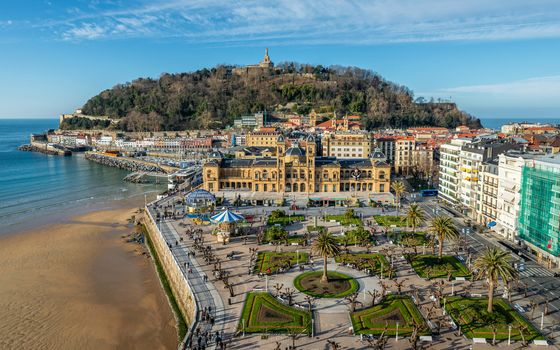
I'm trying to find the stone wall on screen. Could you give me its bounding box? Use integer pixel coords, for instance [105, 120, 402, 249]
[143, 209, 198, 348]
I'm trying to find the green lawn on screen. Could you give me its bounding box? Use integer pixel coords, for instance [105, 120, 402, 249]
[325, 215, 362, 226]
[335, 253, 388, 276]
[444, 297, 543, 341]
[267, 215, 305, 226]
[406, 254, 470, 279]
[238, 292, 311, 335]
[351, 295, 430, 336]
[374, 215, 407, 227]
[261, 227, 307, 245]
[294, 271, 359, 298]
[254, 251, 309, 274]
[390, 232, 429, 246]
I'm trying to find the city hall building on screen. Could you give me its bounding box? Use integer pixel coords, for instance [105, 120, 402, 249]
[202, 135, 391, 196]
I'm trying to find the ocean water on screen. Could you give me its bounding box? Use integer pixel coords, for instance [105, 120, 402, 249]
[480, 118, 560, 130]
[0, 119, 165, 235]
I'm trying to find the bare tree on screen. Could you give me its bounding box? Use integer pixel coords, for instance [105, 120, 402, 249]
[368, 289, 380, 307]
[304, 295, 316, 312]
[273, 283, 284, 297]
[345, 293, 363, 312]
[283, 287, 296, 306]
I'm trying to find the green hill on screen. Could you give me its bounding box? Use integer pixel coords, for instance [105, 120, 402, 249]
[75, 63, 480, 131]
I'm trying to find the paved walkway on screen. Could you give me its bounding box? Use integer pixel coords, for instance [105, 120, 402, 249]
[149, 206, 226, 349]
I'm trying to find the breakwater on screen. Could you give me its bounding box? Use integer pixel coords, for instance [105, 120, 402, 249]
[85, 152, 166, 173]
[18, 142, 71, 156]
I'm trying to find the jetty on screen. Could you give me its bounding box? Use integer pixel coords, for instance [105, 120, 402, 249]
[18, 142, 71, 156]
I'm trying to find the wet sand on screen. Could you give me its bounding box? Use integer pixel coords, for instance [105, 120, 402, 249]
[0, 209, 177, 350]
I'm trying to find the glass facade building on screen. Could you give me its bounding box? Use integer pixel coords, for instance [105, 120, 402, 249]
[518, 157, 560, 266]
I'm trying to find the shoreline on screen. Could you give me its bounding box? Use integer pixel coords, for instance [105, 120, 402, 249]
[0, 207, 178, 350]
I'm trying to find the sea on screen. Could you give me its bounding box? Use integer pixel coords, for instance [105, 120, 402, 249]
[0, 118, 166, 235]
[480, 117, 560, 130]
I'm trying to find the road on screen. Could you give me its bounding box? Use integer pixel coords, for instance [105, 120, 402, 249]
[415, 195, 560, 338]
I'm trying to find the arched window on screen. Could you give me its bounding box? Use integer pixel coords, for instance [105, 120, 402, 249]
[367, 171, 372, 178]
[379, 171, 385, 180]
[262, 170, 268, 179]
[300, 183, 306, 192]
[254, 171, 260, 180]
[286, 183, 292, 192]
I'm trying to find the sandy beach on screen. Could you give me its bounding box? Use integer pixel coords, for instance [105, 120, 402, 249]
[0, 208, 177, 350]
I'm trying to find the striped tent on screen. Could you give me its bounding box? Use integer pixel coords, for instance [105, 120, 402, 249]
[210, 209, 244, 223]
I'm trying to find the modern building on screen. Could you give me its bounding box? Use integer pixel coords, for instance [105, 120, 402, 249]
[202, 135, 391, 195]
[375, 137, 396, 165]
[458, 141, 519, 221]
[517, 154, 560, 268]
[495, 150, 544, 241]
[438, 138, 470, 206]
[233, 112, 266, 129]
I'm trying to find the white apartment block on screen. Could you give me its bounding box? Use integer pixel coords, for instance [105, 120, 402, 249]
[438, 138, 470, 206]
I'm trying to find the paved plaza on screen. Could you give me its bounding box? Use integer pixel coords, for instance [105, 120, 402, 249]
[148, 194, 560, 350]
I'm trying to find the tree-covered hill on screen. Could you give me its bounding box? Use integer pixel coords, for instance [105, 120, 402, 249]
[77, 63, 480, 131]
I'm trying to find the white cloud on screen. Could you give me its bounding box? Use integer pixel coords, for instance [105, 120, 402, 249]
[63, 23, 106, 40]
[26, 0, 560, 44]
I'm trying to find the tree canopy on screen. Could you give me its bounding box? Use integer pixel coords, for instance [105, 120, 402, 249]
[78, 63, 481, 131]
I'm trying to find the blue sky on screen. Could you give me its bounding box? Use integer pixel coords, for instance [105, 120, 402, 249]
[0, 1, 559, 120]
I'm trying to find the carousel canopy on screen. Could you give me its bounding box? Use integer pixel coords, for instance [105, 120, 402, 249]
[211, 209, 244, 223]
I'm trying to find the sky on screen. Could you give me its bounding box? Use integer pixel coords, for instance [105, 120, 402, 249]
[0, 0, 559, 120]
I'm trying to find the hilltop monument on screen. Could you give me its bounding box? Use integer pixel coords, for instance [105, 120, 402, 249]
[233, 48, 274, 75]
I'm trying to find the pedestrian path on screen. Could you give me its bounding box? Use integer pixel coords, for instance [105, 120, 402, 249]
[150, 208, 226, 349]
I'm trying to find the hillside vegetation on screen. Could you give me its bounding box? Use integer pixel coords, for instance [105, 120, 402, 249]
[77, 63, 480, 131]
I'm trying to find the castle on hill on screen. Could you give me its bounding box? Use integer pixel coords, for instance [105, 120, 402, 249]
[233, 48, 274, 75]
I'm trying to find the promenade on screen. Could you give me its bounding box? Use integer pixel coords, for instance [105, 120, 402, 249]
[147, 205, 227, 349]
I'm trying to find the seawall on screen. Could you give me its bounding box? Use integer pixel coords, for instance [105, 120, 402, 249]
[18, 141, 71, 156]
[143, 208, 197, 349]
[85, 152, 169, 173]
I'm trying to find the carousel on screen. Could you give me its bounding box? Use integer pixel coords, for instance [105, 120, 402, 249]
[210, 209, 244, 244]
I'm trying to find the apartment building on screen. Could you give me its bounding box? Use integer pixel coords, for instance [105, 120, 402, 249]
[495, 151, 544, 241]
[517, 154, 560, 268]
[438, 138, 471, 206]
[479, 159, 499, 226]
[322, 132, 372, 158]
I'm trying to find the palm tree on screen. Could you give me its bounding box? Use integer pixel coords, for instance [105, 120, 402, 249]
[473, 248, 517, 313]
[404, 204, 425, 233]
[429, 216, 459, 259]
[311, 231, 340, 283]
[391, 181, 406, 216]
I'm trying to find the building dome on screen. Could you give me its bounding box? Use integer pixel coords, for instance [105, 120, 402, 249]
[285, 143, 305, 157]
[185, 189, 216, 211]
[209, 150, 223, 159]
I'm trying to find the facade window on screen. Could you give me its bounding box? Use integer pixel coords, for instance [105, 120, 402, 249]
[255, 184, 259, 191]
[380, 184, 385, 192]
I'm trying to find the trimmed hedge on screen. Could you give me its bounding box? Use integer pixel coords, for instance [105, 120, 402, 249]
[406, 254, 470, 279]
[391, 232, 429, 247]
[351, 295, 430, 336]
[444, 297, 543, 341]
[254, 251, 309, 274]
[335, 253, 388, 276]
[238, 292, 311, 335]
[293, 270, 359, 298]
